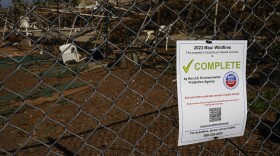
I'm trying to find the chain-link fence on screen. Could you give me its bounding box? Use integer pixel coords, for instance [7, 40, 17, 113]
[0, 0, 279, 155]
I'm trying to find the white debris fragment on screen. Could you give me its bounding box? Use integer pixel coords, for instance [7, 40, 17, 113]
[59, 44, 81, 64]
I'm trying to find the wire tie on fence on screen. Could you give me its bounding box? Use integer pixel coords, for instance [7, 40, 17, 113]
[206, 40, 212, 44]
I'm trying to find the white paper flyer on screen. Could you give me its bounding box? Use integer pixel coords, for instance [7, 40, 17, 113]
[176, 40, 247, 146]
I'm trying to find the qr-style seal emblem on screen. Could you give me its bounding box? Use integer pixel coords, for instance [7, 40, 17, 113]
[224, 71, 239, 90]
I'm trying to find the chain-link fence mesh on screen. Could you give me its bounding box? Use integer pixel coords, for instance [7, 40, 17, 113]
[0, 0, 279, 155]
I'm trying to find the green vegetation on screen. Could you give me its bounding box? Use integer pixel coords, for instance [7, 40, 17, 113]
[0, 81, 87, 117]
[0, 81, 87, 105]
[249, 88, 279, 114]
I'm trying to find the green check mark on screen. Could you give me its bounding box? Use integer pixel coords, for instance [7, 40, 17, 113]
[183, 59, 194, 73]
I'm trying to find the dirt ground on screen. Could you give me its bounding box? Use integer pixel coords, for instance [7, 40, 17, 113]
[0, 46, 279, 156]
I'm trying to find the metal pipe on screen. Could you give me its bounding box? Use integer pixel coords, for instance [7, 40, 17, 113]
[2, 7, 9, 41]
[214, 0, 219, 39]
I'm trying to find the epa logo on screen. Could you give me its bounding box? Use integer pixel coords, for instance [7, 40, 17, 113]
[223, 71, 239, 90]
